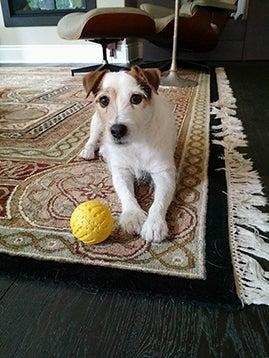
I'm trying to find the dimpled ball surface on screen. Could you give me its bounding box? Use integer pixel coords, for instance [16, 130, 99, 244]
[70, 200, 114, 244]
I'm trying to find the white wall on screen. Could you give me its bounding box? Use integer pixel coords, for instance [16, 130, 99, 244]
[0, 0, 137, 63]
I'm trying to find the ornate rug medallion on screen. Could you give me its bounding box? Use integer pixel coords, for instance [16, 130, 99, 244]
[0, 67, 210, 279]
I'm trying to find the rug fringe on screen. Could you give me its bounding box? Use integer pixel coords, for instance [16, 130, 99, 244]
[211, 68, 269, 306]
[239, 255, 269, 305]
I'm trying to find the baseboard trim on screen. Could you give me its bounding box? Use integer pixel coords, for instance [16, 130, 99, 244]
[0, 41, 141, 64]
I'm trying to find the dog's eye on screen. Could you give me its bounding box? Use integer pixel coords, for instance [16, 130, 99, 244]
[130, 94, 142, 105]
[99, 96, 109, 108]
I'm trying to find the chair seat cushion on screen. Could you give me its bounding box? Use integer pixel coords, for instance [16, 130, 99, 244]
[57, 7, 155, 40]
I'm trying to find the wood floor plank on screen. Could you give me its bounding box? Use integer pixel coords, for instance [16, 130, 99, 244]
[1, 273, 268, 358]
[0, 273, 17, 298]
[0, 276, 108, 357]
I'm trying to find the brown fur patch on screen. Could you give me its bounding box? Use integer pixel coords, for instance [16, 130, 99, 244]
[127, 66, 161, 94]
[83, 70, 109, 98]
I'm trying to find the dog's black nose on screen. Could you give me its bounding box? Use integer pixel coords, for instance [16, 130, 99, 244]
[110, 124, 127, 139]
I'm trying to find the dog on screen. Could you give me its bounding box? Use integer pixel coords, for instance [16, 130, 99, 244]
[79, 65, 176, 243]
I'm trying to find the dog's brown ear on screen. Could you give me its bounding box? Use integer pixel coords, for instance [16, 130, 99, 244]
[128, 66, 161, 93]
[83, 70, 109, 98]
[141, 68, 161, 93]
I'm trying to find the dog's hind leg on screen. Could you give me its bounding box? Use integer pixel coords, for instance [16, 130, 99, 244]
[78, 113, 103, 160]
[111, 167, 147, 235]
[141, 168, 176, 243]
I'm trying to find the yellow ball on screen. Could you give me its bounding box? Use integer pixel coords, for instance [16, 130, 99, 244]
[70, 200, 114, 245]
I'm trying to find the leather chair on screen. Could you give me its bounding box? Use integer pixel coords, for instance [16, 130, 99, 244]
[57, 7, 155, 76]
[140, 1, 238, 52]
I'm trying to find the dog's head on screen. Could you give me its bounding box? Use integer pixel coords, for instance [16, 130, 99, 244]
[83, 66, 161, 145]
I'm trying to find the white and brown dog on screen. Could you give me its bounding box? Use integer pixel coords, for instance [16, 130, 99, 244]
[79, 66, 176, 243]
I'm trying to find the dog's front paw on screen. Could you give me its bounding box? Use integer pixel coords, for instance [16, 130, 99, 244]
[78, 147, 95, 161]
[120, 209, 147, 235]
[141, 217, 168, 243]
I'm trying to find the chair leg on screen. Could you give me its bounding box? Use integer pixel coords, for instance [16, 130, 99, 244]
[137, 59, 210, 74]
[101, 41, 109, 65]
[71, 64, 105, 76]
[71, 41, 130, 76]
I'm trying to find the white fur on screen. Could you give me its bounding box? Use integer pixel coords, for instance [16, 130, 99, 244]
[79, 69, 176, 243]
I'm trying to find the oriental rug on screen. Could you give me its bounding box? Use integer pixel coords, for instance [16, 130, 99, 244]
[1, 67, 268, 307]
[0, 67, 209, 280]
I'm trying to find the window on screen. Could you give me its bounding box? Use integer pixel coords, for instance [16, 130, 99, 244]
[1, 0, 96, 26]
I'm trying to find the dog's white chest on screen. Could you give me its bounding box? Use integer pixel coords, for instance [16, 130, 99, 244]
[104, 141, 173, 178]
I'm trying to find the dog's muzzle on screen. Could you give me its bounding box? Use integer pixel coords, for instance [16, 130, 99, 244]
[110, 124, 127, 143]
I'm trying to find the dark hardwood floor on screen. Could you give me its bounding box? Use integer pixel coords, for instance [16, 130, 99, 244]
[0, 62, 269, 358]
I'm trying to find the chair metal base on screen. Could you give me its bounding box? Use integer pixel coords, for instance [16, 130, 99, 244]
[137, 59, 210, 74]
[71, 63, 129, 76]
[71, 39, 130, 76]
[161, 69, 198, 88]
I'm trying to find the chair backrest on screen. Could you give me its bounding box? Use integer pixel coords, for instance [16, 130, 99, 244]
[188, 0, 237, 11]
